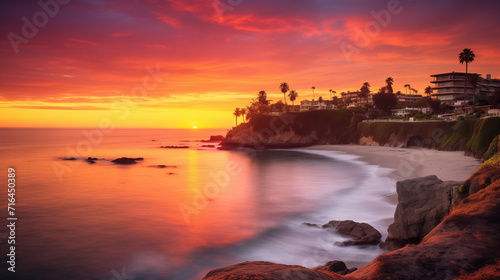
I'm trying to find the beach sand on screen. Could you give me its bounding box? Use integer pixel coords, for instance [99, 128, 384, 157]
[304, 145, 481, 205]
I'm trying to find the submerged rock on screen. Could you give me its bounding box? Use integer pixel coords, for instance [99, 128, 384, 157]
[148, 165, 177, 168]
[111, 157, 142, 165]
[322, 220, 382, 246]
[201, 135, 225, 142]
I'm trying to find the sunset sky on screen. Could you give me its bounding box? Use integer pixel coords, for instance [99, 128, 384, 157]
[1, 0, 500, 128]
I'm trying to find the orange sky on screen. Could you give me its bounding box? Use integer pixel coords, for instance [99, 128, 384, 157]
[1, 0, 500, 128]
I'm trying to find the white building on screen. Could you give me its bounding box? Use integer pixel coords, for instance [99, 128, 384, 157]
[299, 99, 335, 111]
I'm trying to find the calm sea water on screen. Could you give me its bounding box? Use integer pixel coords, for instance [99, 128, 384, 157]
[0, 128, 395, 280]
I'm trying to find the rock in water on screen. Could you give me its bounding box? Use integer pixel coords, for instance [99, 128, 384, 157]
[322, 220, 382, 246]
[111, 157, 138, 165]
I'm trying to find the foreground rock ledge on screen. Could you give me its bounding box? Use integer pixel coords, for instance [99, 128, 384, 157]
[203, 180, 500, 280]
[203, 261, 341, 280]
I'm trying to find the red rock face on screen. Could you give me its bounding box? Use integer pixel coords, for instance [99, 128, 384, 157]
[202, 261, 342, 280]
[351, 180, 500, 280]
[203, 180, 500, 280]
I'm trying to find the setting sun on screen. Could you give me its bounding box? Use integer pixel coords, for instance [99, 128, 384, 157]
[193, 126, 197, 129]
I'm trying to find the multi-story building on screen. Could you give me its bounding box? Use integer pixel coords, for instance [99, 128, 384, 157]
[299, 99, 335, 111]
[340, 91, 373, 106]
[397, 94, 423, 105]
[430, 72, 500, 105]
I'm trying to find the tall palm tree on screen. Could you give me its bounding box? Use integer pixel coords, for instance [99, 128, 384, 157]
[459, 48, 475, 104]
[329, 89, 333, 100]
[233, 108, 241, 126]
[385, 77, 394, 94]
[288, 90, 298, 109]
[240, 108, 246, 122]
[279, 82, 289, 105]
[425, 86, 432, 97]
[311, 86, 316, 100]
[404, 84, 410, 95]
[318, 96, 323, 109]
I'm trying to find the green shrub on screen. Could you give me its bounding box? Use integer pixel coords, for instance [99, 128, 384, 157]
[483, 135, 499, 161]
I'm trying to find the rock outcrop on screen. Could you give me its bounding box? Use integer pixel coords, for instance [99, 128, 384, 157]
[381, 175, 463, 250]
[203, 261, 341, 280]
[322, 220, 382, 246]
[203, 180, 500, 280]
[315, 261, 357, 275]
[352, 180, 500, 280]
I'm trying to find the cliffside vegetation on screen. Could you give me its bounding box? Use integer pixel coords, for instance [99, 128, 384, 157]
[357, 117, 500, 158]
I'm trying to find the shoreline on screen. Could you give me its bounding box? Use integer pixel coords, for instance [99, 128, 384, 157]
[303, 144, 481, 182]
[302, 145, 481, 206]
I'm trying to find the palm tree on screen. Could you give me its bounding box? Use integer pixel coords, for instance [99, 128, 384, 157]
[329, 89, 333, 99]
[288, 90, 298, 110]
[468, 74, 480, 105]
[385, 77, 394, 94]
[425, 86, 432, 97]
[240, 108, 246, 122]
[233, 108, 241, 126]
[404, 84, 410, 95]
[258, 90, 268, 105]
[360, 82, 371, 104]
[459, 48, 475, 104]
[279, 82, 289, 105]
[318, 96, 323, 109]
[311, 86, 316, 100]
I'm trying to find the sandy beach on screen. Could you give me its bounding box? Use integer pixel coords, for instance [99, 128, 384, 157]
[305, 145, 481, 181]
[304, 145, 481, 205]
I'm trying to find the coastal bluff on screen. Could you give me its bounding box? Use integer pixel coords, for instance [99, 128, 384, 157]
[220, 110, 500, 159]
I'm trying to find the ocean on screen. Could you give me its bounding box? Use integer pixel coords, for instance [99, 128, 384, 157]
[0, 128, 396, 280]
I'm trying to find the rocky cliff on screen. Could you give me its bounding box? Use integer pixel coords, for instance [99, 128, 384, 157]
[221, 112, 500, 159]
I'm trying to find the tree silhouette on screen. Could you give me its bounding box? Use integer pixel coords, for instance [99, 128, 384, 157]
[425, 86, 432, 97]
[233, 108, 241, 126]
[360, 82, 371, 103]
[385, 77, 394, 94]
[468, 74, 480, 105]
[279, 82, 289, 105]
[318, 96, 323, 108]
[459, 48, 475, 104]
[258, 90, 268, 105]
[373, 86, 397, 114]
[240, 108, 246, 122]
[288, 90, 298, 109]
[311, 86, 316, 100]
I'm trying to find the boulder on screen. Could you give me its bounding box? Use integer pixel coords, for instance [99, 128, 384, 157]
[352, 180, 500, 280]
[322, 220, 381, 246]
[316, 260, 357, 275]
[381, 175, 463, 250]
